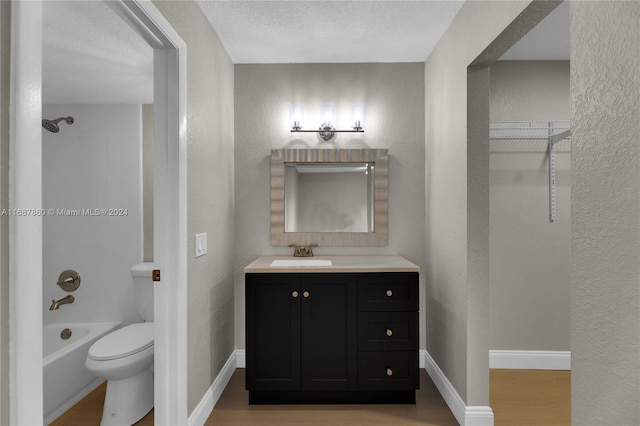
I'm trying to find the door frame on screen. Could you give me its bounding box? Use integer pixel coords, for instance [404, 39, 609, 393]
[463, 0, 563, 415]
[9, 1, 188, 424]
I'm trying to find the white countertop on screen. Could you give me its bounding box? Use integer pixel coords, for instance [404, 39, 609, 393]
[244, 255, 420, 273]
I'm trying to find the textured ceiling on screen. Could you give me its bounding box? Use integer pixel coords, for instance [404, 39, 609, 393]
[41, 0, 568, 104]
[42, 0, 153, 104]
[196, 1, 465, 63]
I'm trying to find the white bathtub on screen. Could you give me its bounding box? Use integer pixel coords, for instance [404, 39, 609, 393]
[43, 322, 120, 424]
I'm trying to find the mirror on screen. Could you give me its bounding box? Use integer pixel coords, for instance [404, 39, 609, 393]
[285, 162, 374, 233]
[271, 149, 388, 246]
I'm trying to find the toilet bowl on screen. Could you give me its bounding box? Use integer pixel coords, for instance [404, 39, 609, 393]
[86, 323, 154, 425]
[85, 263, 155, 426]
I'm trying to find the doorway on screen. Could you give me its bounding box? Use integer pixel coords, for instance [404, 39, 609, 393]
[42, 3, 153, 420]
[466, 1, 571, 424]
[487, 4, 571, 424]
[9, 1, 187, 424]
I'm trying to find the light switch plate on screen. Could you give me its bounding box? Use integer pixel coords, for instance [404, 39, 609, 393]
[195, 233, 207, 257]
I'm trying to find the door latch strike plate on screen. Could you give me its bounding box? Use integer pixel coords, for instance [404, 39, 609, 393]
[152, 269, 161, 282]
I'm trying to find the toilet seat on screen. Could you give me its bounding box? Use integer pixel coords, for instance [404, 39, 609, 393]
[88, 322, 154, 361]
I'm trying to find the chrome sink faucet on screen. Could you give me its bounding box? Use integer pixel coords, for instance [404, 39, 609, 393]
[49, 295, 74, 311]
[290, 245, 316, 257]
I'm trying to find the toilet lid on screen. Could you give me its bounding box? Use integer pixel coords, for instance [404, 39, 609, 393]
[88, 322, 154, 361]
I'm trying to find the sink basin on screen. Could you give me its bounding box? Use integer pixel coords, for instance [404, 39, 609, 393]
[269, 259, 333, 267]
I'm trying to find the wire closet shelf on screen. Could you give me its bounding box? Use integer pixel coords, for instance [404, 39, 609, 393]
[490, 120, 570, 139]
[490, 120, 571, 223]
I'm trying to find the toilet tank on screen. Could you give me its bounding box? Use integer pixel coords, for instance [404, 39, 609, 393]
[131, 262, 155, 321]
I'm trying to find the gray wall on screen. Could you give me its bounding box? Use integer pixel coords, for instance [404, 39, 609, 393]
[234, 63, 426, 349]
[490, 61, 569, 120]
[153, 1, 236, 415]
[424, 1, 538, 405]
[571, 2, 640, 423]
[0, 1, 9, 423]
[489, 61, 570, 351]
[42, 104, 143, 325]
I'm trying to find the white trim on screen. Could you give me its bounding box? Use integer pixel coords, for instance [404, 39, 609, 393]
[423, 350, 466, 425]
[465, 407, 495, 426]
[104, 1, 165, 49]
[235, 349, 246, 368]
[111, 2, 189, 425]
[187, 351, 238, 426]
[10, 1, 43, 424]
[489, 350, 571, 370]
[422, 350, 494, 426]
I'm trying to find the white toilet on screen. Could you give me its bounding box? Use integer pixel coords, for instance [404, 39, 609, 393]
[85, 263, 155, 426]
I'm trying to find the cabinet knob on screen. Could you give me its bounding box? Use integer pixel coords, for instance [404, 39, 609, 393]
[303, 291, 310, 298]
[386, 289, 393, 297]
[386, 328, 393, 337]
[292, 290, 299, 298]
[386, 368, 393, 377]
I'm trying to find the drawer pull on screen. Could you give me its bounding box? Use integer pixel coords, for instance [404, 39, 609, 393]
[386, 328, 393, 337]
[292, 290, 299, 298]
[303, 291, 310, 298]
[386, 289, 393, 297]
[386, 368, 393, 377]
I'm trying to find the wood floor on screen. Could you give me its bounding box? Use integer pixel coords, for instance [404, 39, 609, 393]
[50, 382, 154, 426]
[205, 369, 458, 426]
[49, 369, 570, 425]
[491, 369, 571, 426]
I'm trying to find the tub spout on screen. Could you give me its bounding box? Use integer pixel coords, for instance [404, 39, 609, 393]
[49, 295, 74, 311]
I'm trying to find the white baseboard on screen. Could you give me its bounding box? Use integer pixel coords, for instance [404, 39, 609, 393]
[236, 349, 246, 368]
[422, 350, 494, 426]
[465, 406, 495, 426]
[489, 350, 571, 370]
[187, 350, 238, 426]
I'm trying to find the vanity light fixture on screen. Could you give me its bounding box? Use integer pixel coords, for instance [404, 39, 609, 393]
[290, 104, 365, 141]
[289, 104, 304, 131]
[318, 105, 336, 141]
[351, 104, 365, 131]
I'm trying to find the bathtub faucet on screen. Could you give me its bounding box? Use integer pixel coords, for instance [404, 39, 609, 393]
[49, 295, 74, 311]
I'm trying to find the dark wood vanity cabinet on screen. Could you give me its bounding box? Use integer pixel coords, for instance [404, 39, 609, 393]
[246, 272, 418, 404]
[357, 274, 419, 393]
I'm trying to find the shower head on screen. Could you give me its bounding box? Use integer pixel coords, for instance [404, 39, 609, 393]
[42, 116, 74, 133]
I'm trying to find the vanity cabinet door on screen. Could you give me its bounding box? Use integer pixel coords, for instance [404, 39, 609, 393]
[246, 273, 301, 391]
[301, 274, 358, 391]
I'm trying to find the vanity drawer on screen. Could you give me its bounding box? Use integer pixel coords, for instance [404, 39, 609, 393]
[358, 312, 418, 351]
[357, 352, 419, 390]
[358, 273, 418, 312]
